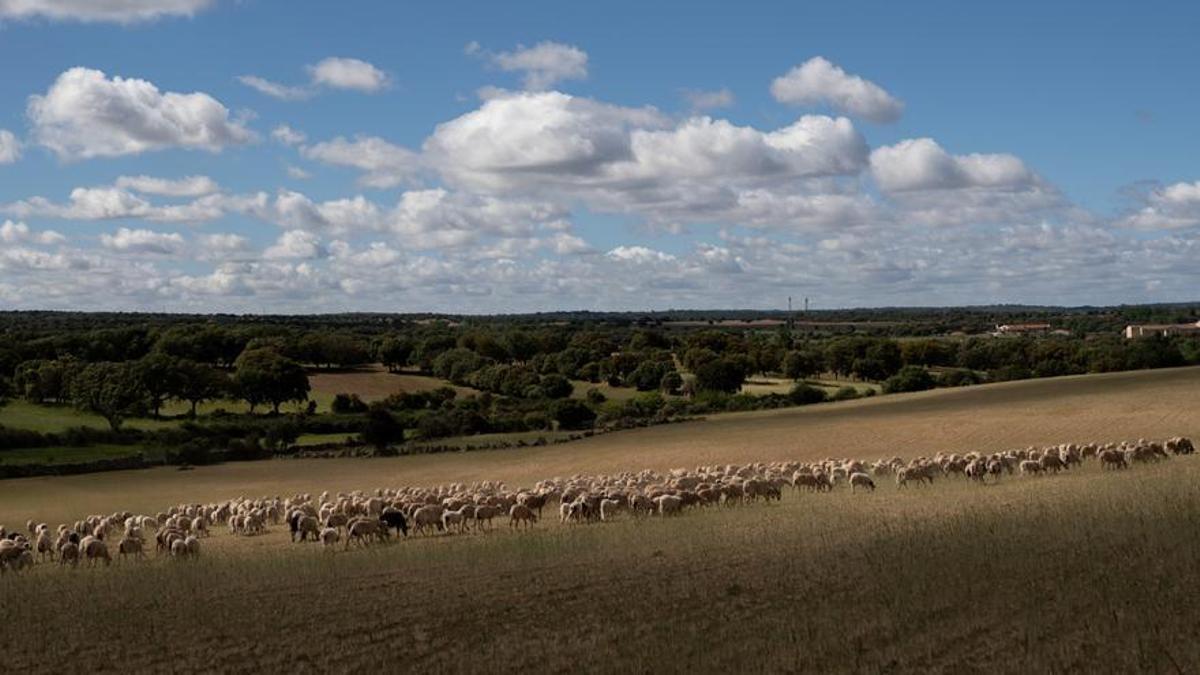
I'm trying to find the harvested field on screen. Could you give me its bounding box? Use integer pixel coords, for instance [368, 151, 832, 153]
[306, 365, 479, 403]
[1, 454, 1196, 673]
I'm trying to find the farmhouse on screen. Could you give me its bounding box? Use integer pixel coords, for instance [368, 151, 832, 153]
[994, 323, 1052, 335]
[1123, 321, 1200, 339]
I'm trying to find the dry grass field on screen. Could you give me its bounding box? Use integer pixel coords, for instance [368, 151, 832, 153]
[2, 366, 1195, 525]
[2, 366, 1198, 673]
[1, 456, 1197, 672]
[307, 365, 481, 403]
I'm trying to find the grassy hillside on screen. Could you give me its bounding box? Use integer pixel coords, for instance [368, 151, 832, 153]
[1, 365, 1197, 524]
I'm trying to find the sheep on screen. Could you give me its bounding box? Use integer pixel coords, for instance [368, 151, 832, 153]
[345, 519, 386, 549]
[848, 472, 876, 493]
[320, 527, 340, 548]
[442, 509, 466, 534]
[410, 506, 445, 536]
[170, 539, 188, 558]
[379, 508, 408, 537]
[509, 504, 537, 530]
[655, 495, 683, 516]
[473, 505, 500, 532]
[185, 536, 201, 557]
[599, 498, 622, 522]
[191, 517, 209, 537]
[117, 537, 145, 561]
[35, 531, 54, 562]
[292, 516, 320, 543]
[1099, 449, 1128, 470]
[81, 537, 111, 567]
[59, 542, 80, 567]
[1019, 460, 1043, 476]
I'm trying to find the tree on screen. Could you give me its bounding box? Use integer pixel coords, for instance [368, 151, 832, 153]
[233, 348, 310, 414]
[693, 358, 746, 394]
[548, 399, 597, 430]
[175, 360, 228, 417]
[376, 337, 414, 373]
[538, 373, 574, 399]
[882, 366, 936, 394]
[70, 362, 148, 430]
[13, 358, 75, 403]
[361, 404, 405, 452]
[135, 352, 183, 419]
[659, 371, 684, 395]
[783, 350, 823, 381]
[0, 375, 11, 409]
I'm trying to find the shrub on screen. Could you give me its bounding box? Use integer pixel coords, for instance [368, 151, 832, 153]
[938, 369, 981, 387]
[549, 399, 597, 430]
[882, 366, 936, 394]
[331, 393, 368, 414]
[585, 388, 607, 405]
[829, 386, 860, 401]
[787, 384, 828, 405]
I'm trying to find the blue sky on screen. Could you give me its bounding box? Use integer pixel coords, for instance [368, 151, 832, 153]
[0, 0, 1198, 312]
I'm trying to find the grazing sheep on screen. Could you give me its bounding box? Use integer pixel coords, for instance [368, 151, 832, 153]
[292, 516, 320, 543]
[184, 536, 201, 557]
[599, 498, 623, 521]
[380, 508, 408, 537]
[473, 505, 500, 532]
[117, 537, 145, 561]
[509, 504, 537, 530]
[1099, 449, 1128, 470]
[1019, 460, 1043, 476]
[345, 519, 386, 549]
[320, 527, 340, 548]
[410, 506, 445, 536]
[848, 472, 876, 493]
[81, 537, 111, 567]
[59, 542, 80, 567]
[655, 495, 683, 516]
[442, 510, 466, 534]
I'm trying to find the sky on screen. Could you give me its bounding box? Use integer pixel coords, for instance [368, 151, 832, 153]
[0, 0, 1198, 314]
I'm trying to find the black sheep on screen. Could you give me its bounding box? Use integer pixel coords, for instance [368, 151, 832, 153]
[380, 509, 408, 537]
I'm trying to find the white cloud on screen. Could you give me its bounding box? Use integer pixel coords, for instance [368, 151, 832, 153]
[264, 230, 324, 259]
[870, 138, 1036, 193]
[607, 245, 677, 263]
[487, 41, 589, 90]
[114, 174, 218, 197]
[302, 135, 420, 188]
[1119, 180, 1200, 230]
[682, 88, 734, 111]
[237, 75, 312, 101]
[0, 129, 21, 163]
[285, 165, 311, 180]
[4, 186, 225, 223]
[100, 227, 186, 256]
[197, 232, 251, 260]
[0, 0, 214, 23]
[771, 57, 904, 123]
[28, 67, 253, 160]
[0, 220, 65, 245]
[307, 57, 388, 93]
[271, 124, 306, 146]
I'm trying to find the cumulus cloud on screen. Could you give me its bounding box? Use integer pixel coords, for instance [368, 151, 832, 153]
[236, 75, 312, 101]
[302, 135, 420, 188]
[607, 245, 677, 263]
[0, 220, 65, 245]
[100, 227, 186, 256]
[4, 186, 225, 223]
[285, 165, 311, 180]
[486, 41, 588, 90]
[264, 229, 324, 259]
[870, 138, 1036, 193]
[1119, 180, 1200, 230]
[197, 232, 251, 260]
[0, 0, 214, 23]
[771, 57, 904, 123]
[114, 174, 218, 197]
[307, 57, 388, 93]
[28, 67, 253, 160]
[0, 129, 21, 163]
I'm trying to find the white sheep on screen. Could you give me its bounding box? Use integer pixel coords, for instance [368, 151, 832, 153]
[848, 472, 876, 493]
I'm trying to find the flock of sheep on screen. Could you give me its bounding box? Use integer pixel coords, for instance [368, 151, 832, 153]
[1, 436, 1191, 574]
